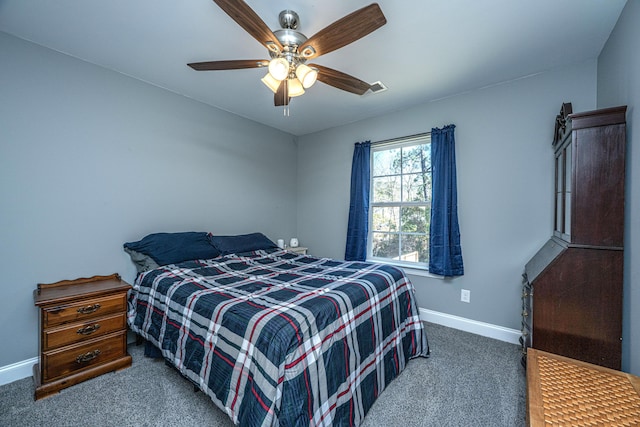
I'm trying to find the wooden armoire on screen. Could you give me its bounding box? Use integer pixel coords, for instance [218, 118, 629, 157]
[521, 103, 627, 370]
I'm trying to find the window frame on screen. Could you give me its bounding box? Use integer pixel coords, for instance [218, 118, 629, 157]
[367, 134, 432, 270]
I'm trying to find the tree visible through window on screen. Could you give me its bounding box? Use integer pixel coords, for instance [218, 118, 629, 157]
[369, 136, 431, 266]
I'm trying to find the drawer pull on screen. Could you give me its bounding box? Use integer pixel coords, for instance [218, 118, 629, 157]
[77, 324, 101, 335]
[77, 304, 101, 314]
[76, 349, 101, 364]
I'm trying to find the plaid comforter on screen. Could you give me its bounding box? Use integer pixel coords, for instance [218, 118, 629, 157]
[128, 249, 429, 426]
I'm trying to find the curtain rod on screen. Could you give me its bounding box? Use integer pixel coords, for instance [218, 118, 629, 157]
[370, 131, 431, 148]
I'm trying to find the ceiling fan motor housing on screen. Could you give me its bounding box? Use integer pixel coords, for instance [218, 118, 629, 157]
[273, 29, 307, 51]
[271, 11, 309, 72]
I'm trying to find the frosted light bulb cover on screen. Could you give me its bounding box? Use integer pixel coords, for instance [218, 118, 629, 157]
[296, 64, 318, 89]
[287, 78, 305, 97]
[268, 58, 289, 81]
[261, 73, 280, 93]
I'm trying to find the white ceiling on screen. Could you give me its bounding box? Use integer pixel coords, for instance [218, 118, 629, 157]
[0, 0, 627, 136]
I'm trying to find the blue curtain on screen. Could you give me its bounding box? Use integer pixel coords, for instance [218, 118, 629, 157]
[429, 125, 464, 276]
[345, 141, 371, 261]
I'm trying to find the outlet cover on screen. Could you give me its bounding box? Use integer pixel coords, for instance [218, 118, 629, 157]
[461, 289, 471, 303]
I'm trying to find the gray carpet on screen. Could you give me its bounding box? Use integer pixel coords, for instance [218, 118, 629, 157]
[0, 323, 526, 426]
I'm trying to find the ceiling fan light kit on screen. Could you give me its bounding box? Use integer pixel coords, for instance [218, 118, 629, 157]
[188, 1, 387, 108]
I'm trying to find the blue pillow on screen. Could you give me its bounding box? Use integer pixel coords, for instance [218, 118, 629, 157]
[209, 232, 278, 255]
[123, 232, 220, 266]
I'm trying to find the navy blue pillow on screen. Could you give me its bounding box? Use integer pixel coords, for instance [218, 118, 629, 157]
[209, 232, 278, 255]
[123, 232, 220, 266]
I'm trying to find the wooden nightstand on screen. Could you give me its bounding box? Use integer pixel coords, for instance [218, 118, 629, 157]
[287, 246, 308, 255]
[33, 273, 132, 400]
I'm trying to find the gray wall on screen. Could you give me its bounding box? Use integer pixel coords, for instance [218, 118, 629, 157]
[597, 0, 640, 375]
[0, 33, 297, 367]
[297, 61, 597, 342]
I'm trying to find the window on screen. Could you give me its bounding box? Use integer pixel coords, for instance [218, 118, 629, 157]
[369, 135, 431, 268]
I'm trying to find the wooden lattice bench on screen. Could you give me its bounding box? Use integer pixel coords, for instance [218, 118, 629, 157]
[527, 348, 640, 426]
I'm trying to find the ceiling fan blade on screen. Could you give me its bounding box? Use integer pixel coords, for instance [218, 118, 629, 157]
[311, 64, 371, 95]
[188, 60, 269, 71]
[274, 81, 290, 106]
[212, 0, 284, 53]
[298, 3, 386, 60]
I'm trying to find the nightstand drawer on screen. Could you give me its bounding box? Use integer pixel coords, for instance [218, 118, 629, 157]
[43, 313, 127, 350]
[43, 293, 127, 327]
[42, 331, 127, 382]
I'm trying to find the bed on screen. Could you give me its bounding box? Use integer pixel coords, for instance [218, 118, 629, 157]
[125, 232, 429, 426]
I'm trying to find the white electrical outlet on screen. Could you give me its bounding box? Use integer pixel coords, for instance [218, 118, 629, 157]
[461, 289, 471, 303]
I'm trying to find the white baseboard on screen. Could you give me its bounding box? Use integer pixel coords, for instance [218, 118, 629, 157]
[0, 310, 521, 387]
[0, 356, 38, 387]
[420, 308, 521, 345]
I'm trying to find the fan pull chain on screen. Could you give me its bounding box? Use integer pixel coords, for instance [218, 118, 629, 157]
[283, 79, 290, 116]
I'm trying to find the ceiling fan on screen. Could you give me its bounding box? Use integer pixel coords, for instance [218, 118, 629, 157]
[188, 0, 387, 107]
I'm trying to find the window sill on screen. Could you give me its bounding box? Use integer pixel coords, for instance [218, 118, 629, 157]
[403, 266, 444, 279]
[366, 259, 444, 279]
